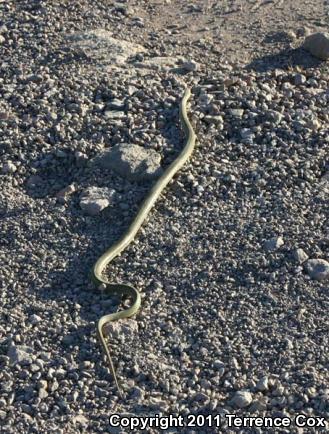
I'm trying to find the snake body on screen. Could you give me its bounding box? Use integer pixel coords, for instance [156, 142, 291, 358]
[91, 87, 196, 396]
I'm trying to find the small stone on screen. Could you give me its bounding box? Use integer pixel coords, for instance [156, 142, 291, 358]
[307, 118, 321, 130]
[294, 74, 306, 85]
[107, 99, 125, 110]
[231, 390, 253, 408]
[240, 128, 254, 140]
[79, 187, 115, 216]
[104, 110, 125, 120]
[213, 360, 225, 370]
[302, 32, 329, 60]
[72, 415, 89, 426]
[29, 314, 42, 325]
[293, 248, 309, 264]
[256, 376, 269, 392]
[130, 386, 144, 401]
[8, 345, 34, 365]
[266, 110, 283, 124]
[56, 184, 76, 202]
[38, 388, 48, 399]
[0, 411, 6, 420]
[229, 109, 244, 118]
[2, 161, 17, 174]
[203, 115, 224, 126]
[92, 144, 163, 181]
[181, 61, 198, 72]
[75, 151, 88, 167]
[264, 236, 284, 252]
[305, 259, 329, 281]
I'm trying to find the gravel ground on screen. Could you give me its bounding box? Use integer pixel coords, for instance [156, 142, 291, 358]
[0, 1, 328, 433]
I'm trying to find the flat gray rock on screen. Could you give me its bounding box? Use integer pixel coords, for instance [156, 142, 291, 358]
[93, 144, 163, 181]
[303, 32, 329, 60]
[79, 186, 115, 216]
[8, 344, 34, 365]
[67, 29, 145, 66]
[305, 259, 329, 281]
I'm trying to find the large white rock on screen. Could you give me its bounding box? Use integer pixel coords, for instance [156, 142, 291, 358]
[68, 29, 145, 66]
[93, 143, 163, 181]
[303, 32, 329, 61]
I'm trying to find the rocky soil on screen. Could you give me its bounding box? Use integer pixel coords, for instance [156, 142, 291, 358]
[0, 1, 328, 433]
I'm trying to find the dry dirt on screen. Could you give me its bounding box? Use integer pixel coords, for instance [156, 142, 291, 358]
[126, 0, 327, 67]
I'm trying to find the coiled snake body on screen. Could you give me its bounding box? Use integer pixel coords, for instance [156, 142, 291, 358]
[91, 88, 196, 397]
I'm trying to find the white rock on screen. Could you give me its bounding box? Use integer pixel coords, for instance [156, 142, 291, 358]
[303, 32, 329, 60]
[232, 390, 253, 408]
[293, 248, 309, 264]
[79, 187, 115, 216]
[264, 236, 284, 252]
[8, 344, 34, 365]
[68, 29, 145, 66]
[72, 415, 89, 427]
[92, 143, 163, 181]
[229, 109, 244, 118]
[2, 161, 17, 174]
[256, 376, 269, 392]
[240, 128, 254, 141]
[305, 259, 329, 281]
[38, 388, 48, 399]
[29, 314, 42, 325]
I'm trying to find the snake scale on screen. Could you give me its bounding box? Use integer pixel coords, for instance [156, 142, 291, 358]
[91, 87, 196, 397]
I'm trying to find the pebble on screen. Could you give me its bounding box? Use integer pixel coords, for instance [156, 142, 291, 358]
[293, 248, 309, 264]
[2, 161, 17, 174]
[305, 259, 329, 281]
[294, 73, 306, 85]
[264, 236, 284, 252]
[29, 314, 42, 325]
[231, 390, 253, 408]
[7, 345, 34, 366]
[256, 376, 269, 392]
[229, 109, 244, 118]
[266, 110, 283, 124]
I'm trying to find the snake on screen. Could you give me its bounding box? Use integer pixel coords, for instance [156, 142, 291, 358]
[91, 87, 196, 398]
